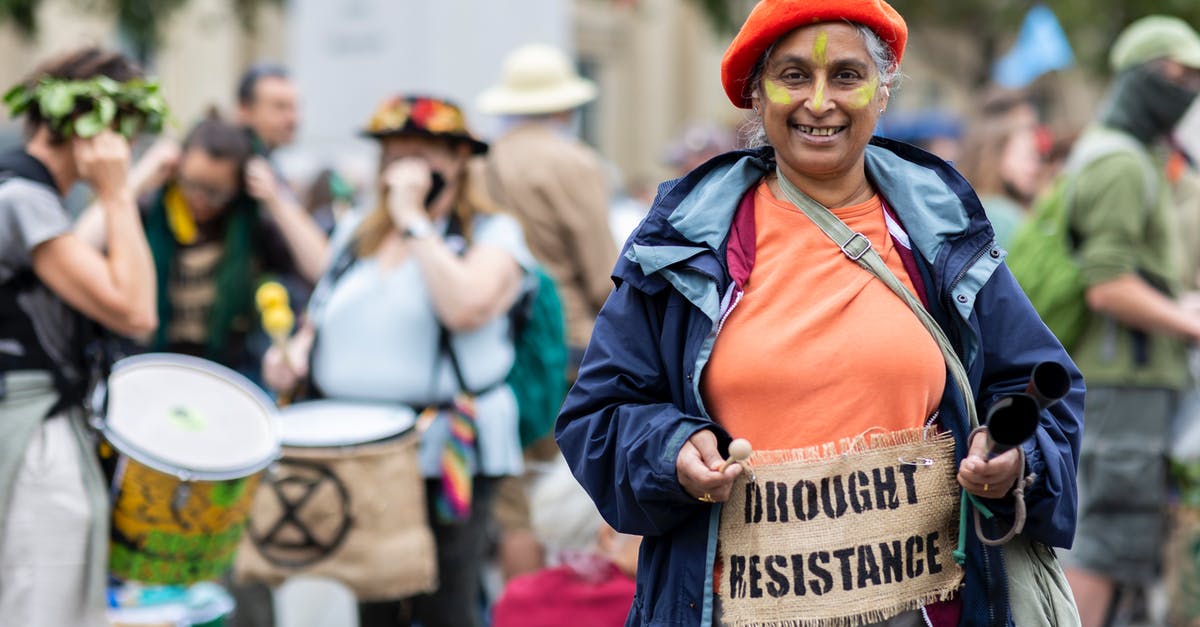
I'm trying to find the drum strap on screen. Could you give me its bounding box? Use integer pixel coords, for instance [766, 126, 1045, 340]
[0, 158, 117, 414]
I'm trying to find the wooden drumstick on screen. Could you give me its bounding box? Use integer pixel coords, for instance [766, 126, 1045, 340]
[257, 282, 301, 407]
[262, 306, 295, 369]
[718, 438, 753, 473]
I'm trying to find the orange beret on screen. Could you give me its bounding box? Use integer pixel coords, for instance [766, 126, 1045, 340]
[721, 0, 908, 109]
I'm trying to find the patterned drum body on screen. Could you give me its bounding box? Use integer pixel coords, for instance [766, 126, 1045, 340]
[99, 354, 280, 585]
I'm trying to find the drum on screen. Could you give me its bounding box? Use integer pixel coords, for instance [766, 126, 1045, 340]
[235, 400, 437, 601]
[97, 353, 280, 586]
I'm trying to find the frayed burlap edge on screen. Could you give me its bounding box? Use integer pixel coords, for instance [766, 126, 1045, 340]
[750, 426, 948, 467]
[722, 583, 960, 627]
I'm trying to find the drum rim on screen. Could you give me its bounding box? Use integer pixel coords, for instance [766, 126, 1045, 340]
[95, 352, 281, 480]
[278, 399, 417, 448]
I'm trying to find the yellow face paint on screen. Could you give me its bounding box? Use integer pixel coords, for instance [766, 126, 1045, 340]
[813, 31, 828, 67]
[850, 76, 880, 110]
[764, 80, 792, 105]
[805, 32, 830, 111]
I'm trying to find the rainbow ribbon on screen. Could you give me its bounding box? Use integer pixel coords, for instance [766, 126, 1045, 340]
[436, 395, 477, 523]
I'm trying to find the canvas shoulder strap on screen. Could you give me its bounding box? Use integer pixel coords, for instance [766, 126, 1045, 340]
[776, 172, 1029, 555]
[775, 173, 977, 430]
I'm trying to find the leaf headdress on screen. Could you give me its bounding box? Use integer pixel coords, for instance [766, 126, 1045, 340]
[3, 76, 169, 139]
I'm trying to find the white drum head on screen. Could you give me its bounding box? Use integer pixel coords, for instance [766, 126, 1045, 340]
[103, 354, 279, 477]
[279, 401, 416, 447]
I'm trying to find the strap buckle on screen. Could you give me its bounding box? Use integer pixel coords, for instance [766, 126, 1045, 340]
[839, 232, 873, 260]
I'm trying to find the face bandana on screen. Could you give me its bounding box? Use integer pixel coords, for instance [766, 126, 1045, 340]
[1101, 63, 1200, 144]
[425, 171, 446, 209]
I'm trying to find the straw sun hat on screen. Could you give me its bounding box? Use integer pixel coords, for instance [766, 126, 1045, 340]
[477, 44, 597, 116]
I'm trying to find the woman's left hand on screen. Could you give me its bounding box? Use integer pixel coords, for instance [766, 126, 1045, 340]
[245, 157, 281, 207]
[676, 429, 743, 503]
[957, 429, 1023, 499]
[383, 158, 432, 228]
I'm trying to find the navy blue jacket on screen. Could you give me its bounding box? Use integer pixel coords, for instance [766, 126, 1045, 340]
[556, 141, 1084, 626]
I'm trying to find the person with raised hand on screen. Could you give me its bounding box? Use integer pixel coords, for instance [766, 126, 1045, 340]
[0, 46, 160, 626]
[263, 94, 535, 627]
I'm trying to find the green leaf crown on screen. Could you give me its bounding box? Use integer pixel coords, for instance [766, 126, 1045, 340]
[2, 76, 170, 139]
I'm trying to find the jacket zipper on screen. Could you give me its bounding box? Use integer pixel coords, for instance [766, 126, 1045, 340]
[697, 282, 743, 627]
[939, 240, 1006, 625]
[940, 242, 993, 333]
[715, 286, 744, 337]
[696, 282, 743, 421]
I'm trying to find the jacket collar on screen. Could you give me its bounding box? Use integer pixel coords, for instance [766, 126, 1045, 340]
[626, 139, 993, 271]
[620, 138, 999, 338]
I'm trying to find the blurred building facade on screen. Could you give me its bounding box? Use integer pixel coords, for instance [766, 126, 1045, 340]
[0, 0, 745, 190]
[0, 0, 1104, 190]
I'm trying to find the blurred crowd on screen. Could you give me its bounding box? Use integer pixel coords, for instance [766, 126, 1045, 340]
[3, 5, 1200, 627]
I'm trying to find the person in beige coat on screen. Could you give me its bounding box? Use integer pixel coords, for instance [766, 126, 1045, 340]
[477, 42, 619, 585]
[478, 43, 618, 360]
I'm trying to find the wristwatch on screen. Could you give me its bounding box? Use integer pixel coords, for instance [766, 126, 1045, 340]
[402, 218, 435, 240]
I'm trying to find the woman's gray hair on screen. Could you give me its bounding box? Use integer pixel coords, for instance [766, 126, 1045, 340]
[742, 23, 902, 148]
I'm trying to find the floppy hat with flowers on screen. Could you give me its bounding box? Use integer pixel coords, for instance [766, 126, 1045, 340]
[720, 0, 908, 109]
[361, 95, 488, 154]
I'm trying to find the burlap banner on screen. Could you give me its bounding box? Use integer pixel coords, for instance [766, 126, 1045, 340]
[718, 428, 962, 627]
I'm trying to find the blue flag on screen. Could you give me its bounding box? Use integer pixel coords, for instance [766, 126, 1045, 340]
[992, 5, 1075, 88]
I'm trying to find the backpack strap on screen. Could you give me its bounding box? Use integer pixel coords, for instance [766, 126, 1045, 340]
[1063, 127, 1163, 364]
[0, 168, 117, 413]
[1064, 127, 1159, 210]
[298, 236, 358, 401]
[433, 211, 507, 399]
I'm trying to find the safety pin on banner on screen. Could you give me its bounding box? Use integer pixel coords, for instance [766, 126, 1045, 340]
[898, 457, 935, 467]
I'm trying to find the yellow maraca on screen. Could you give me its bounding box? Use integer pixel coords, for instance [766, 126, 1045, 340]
[255, 281, 289, 313]
[255, 281, 295, 366]
[262, 305, 294, 343]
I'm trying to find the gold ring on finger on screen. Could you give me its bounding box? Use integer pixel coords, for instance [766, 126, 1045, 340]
[699, 492, 715, 503]
[983, 483, 989, 492]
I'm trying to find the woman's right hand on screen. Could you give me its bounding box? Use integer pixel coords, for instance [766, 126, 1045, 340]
[262, 324, 314, 393]
[676, 429, 743, 503]
[73, 130, 132, 201]
[383, 158, 432, 228]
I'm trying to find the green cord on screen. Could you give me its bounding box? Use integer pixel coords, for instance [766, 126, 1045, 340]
[953, 491, 969, 565]
[966, 491, 995, 518]
[953, 490, 998, 565]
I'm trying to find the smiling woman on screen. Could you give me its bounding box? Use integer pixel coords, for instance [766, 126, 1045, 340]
[554, 1, 1085, 626]
[741, 24, 899, 187]
[755, 24, 889, 204]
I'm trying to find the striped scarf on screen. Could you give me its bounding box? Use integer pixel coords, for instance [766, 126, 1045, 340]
[428, 394, 478, 523]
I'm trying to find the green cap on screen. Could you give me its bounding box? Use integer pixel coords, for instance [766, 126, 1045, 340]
[1111, 15, 1200, 72]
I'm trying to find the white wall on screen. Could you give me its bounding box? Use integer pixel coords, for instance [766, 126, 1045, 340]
[286, 0, 571, 181]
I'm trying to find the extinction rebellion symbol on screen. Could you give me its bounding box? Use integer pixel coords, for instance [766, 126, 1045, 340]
[246, 459, 353, 568]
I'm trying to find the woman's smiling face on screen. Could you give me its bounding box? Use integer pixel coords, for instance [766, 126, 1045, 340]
[756, 23, 889, 185]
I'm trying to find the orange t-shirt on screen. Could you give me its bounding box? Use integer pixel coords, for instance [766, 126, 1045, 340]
[702, 180, 945, 451]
